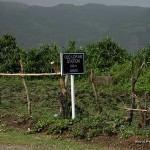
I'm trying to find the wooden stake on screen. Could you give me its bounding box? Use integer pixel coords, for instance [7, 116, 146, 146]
[51, 61, 69, 118]
[129, 61, 146, 126]
[20, 60, 31, 116]
[90, 70, 102, 113]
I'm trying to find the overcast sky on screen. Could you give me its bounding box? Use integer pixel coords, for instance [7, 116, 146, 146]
[2, 0, 150, 7]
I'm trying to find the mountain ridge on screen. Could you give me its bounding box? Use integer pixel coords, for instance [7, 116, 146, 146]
[0, 1, 150, 51]
[1, 0, 150, 8]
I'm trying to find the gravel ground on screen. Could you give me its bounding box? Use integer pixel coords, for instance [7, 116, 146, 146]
[0, 145, 30, 150]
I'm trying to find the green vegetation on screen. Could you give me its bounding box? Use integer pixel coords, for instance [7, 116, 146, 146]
[0, 34, 150, 149]
[0, 131, 107, 150]
[0, 34, 130, 74]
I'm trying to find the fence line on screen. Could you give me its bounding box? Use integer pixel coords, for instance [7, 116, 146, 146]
[0, 73, 61, 76]
[0, 71, 61, 116]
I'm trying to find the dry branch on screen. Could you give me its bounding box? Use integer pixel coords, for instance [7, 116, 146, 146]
[124, 105, 149, 112]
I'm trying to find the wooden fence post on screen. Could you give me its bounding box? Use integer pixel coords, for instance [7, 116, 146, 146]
[90, 70, 102, 113]
[0, 94, 1, 106]
[20, 59, 31, 116]
[128, 61, 145, 125]
[51, 61, 69, 118]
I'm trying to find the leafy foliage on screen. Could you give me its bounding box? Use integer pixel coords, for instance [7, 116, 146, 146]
[134, 45, 150, 67]
[22, 44, 59, 73]
[32, 113, 130, 139]
[0, 34, 21, 72]
[84, 37, 130, 74]
[0, 35, 130, 75]
[120, 125, 150, 138]
[0, 34, 60, 73]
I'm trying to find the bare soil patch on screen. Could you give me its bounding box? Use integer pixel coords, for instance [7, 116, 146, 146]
[1, 114, 31, 131]
[84, 135, 150, 150]
[0, 145, 29, 150]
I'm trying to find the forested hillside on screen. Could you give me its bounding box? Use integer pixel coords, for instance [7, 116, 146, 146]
[0, 1, 150, 51]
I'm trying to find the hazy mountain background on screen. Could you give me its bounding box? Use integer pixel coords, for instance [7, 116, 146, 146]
[2, 0, 150, 7]
[0, 1, 150, 51]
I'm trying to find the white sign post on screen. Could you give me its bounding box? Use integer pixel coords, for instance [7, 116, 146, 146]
[71, 75, 75, 119]
[60, 53, 85, 119]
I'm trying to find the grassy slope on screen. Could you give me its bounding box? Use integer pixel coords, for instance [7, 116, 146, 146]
[0, 76, 130, 118]
[0, 65, 150, 149]
[0, 77, 108, 149]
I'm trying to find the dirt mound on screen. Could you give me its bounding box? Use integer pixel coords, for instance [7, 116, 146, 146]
[1, 115, 31, 131]
[84, 135, 150, 150]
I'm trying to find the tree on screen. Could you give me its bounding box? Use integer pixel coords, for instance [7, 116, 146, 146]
[24, 43, 59, 73]
[135, 45, 150, 67]
[84, 37, 130, 74]
[0, 34, 22, 73]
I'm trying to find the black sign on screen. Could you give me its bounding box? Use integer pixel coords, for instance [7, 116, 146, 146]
[61, 53, 85, 75]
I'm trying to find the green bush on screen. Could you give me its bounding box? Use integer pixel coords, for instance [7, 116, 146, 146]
[120, 125, 150, 138]
[48, 119, 73, 134]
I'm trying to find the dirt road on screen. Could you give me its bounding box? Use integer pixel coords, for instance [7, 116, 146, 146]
[0, 145, 30, 150]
